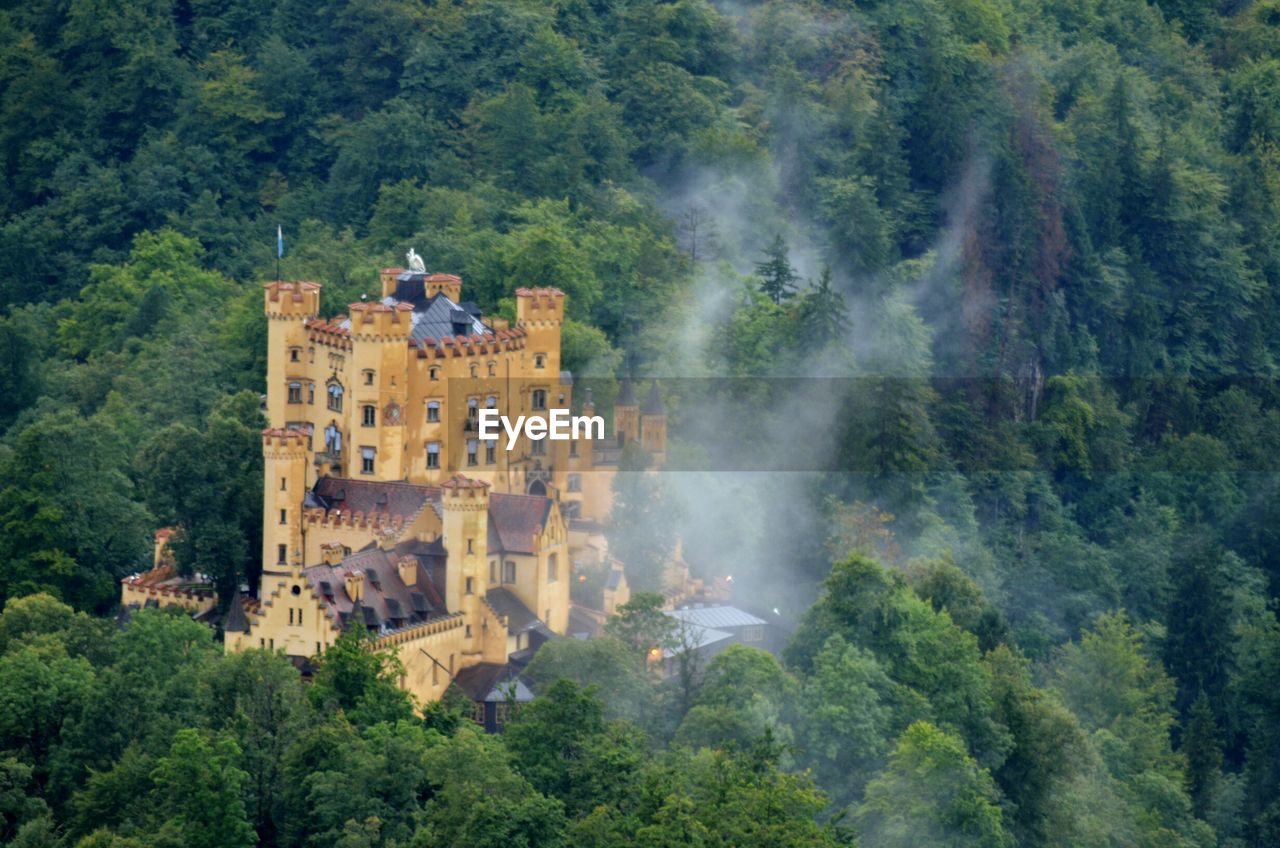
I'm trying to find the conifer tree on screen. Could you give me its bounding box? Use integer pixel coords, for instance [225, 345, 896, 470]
[755, 235, 800, 305]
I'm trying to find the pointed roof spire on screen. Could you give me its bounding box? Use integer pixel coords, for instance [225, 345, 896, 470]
[616, 374, 637, 406]
[223, 590, 250, 633]
[642, 380, 665, 415]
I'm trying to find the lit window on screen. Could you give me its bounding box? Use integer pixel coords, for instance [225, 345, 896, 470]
[427, 401, 440, 422]
[362, 405, 376, 427]
[287, 382, 302, 404]
[532, 389, 547, 410]
[426, 442, 440, 468]
[360, 447, 375, 474]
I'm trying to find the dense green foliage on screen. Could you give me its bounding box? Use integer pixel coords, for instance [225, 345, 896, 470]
[4, 0, 1280, 845]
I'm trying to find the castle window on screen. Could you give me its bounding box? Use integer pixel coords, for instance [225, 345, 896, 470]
[569, 440, 578, 457]
[427, 401, 440, 422]
[466, 625, 472, 638]
[288, 608, 293, 625]
[490, 560, 496, 582]
[324, 424, 342, 455]
[532, 389, 547, 410]
[280, 477, 287, 491]
[279, 509, 287, 525]
[486, 395, 497, 408]
[548, 553, 558, 583]
[470, 363, 478, 378]
[278, 544, 286, 563]
[308, 382, 315, 404]
[362, 405, 376, 427]
[287, 382, 302, 404]
[503, 561, 516, 584]
[291, 585, 301, 596]
[327, 382, 344, 411]
[308, 346, 315, 363]
[488, 361, 497, 376]
[363, 369, 375, 386]
[568, 474, 581, 493]
[429, 366, 440, 381]
[467, 539, 474, 554]
[534, 353, 546, 369]
[465, 577, 474, 595]
[531, 437, 546, 456]
[360, 447, 375, 474]
[467, 397, 479, 424]
[290, 347, 301, 362]
[485, 439, 496, 464]
[467, 439, 478, 466]
[426, 442, 440, 468]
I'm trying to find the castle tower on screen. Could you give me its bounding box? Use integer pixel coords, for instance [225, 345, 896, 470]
[263, 281, 321, 427]
[640, 380, 667, 463]
[346, 300, 414, 481]
[614, 375, 639, 447]
[441, 475, 489, 652]
[261, 428, 308, 584]
[515, 288, 565, 379]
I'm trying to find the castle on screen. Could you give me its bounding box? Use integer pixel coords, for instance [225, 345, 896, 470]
[141, 264, 670, 706]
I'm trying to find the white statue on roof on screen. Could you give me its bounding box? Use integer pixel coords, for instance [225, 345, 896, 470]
[406, 248, 426, 273]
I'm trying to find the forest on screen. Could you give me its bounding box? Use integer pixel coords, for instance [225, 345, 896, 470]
[3, 0, 1280, 845]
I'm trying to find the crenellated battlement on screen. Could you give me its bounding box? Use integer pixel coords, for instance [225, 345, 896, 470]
[515, 287, 565, 326]
[264, 281, 321, 318]
[347, 300, 414, 339]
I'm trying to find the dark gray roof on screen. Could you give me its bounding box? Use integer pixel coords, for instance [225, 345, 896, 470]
[364, 271, 491, 344]
[223, 591, 250, 633]
[616, 375, 637, 406]
[304, 545, 448, 634]
[643, 380, 665, 415]
[452, 663, 535, 703]
[485, 587, 540, 633]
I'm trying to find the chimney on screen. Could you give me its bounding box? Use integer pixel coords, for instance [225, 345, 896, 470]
[397, 556, 418, 587]
[380, 268, 404, 298]
[321, 543, 344, 566]
[345, 569, 365, 602]
[376, 527, 397, 551]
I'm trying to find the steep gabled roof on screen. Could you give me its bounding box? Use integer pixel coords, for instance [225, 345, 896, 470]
[488, 492, 552, 554]
[642, 380, 665, 415]
[311, 477, 439, 522]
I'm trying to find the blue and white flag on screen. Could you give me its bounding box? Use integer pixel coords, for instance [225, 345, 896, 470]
[277, 225, 284, 259]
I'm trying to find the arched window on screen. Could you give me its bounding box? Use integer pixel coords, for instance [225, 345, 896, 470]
[362, 369, 375, 386]
[488, 360, 497, 376]
[429, 366, 440, 381]
[426, 400, 441, 422]
[470, 362, 479, 378]
[486, 395, 497, 408]
[327, 381, 344, 411]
